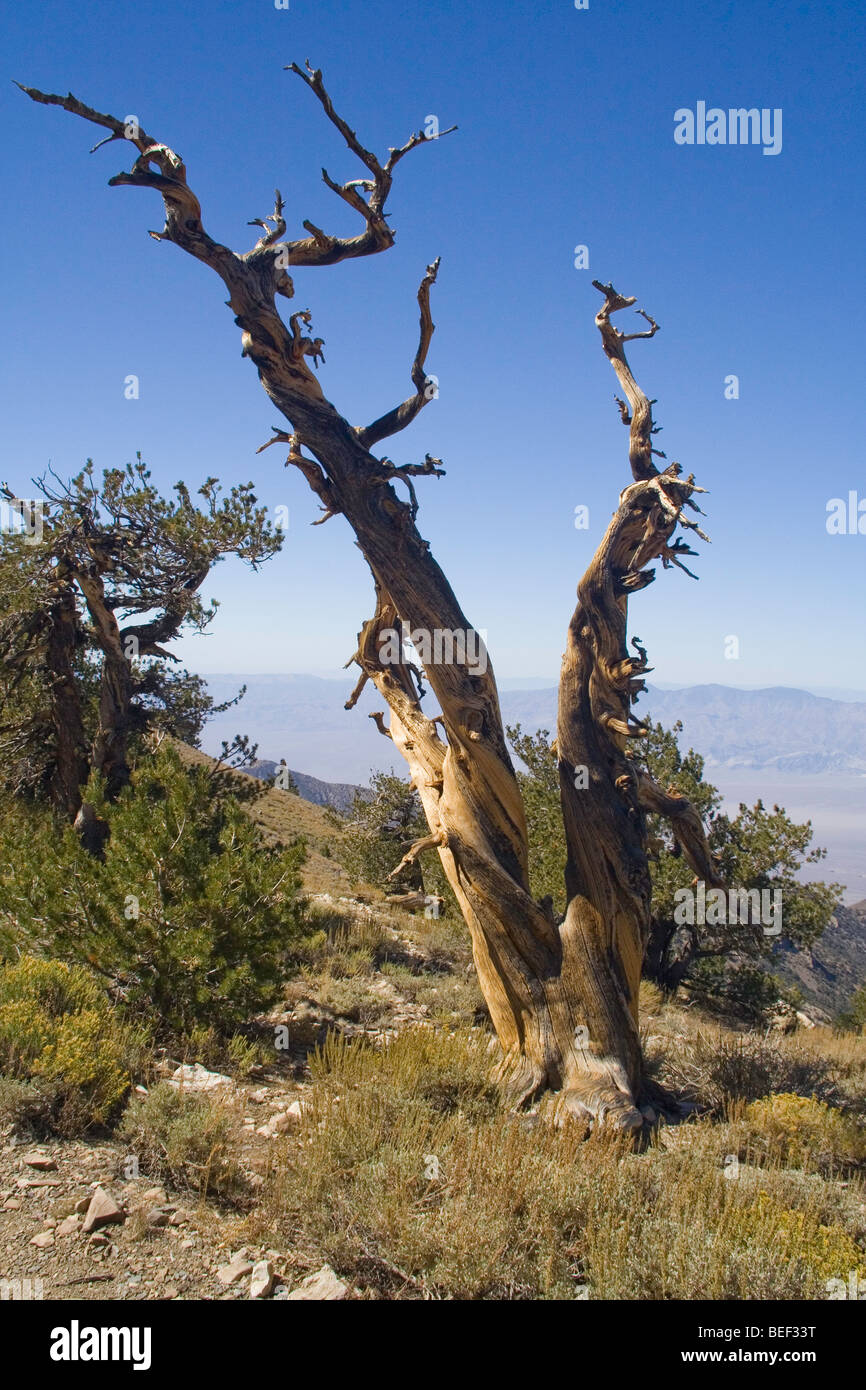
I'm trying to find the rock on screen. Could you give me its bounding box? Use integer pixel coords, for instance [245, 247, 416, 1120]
[796, 1010, 817, 1029]
[2, 1199, 22, 1211]
[30, 1231, 55, 1248]
[285, 1100, 304, 1120]
[286, 1265, 349, 1301]
[249, 1087, 270, 1104]
[169, 1063, 232, 1092]
[56, 1215, 81, 1237]
[74, 1195, 92, 1214]
[216, 1256, 253, 1287]
[249, 1259, 275, 1299]
[140, 1187, 168, 1205]
[89, 1233, 110, 1247]
[168, 1209, 190, 1227]
[22, 1152, 57, 1171]
[81, 1185, 125, 1233]
[145, 1207, 170, 1228]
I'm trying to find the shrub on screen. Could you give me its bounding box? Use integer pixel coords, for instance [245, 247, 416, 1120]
[724, 1191, 866, 1284]
[743, 1093, 866, 1174]
[265, 1027, 865, 1300]
[660, 1031, 838, 1115]
[118, 1081, 243, 1197]
[0, 956, 140, 1134]
[0, 742, 308, 1039]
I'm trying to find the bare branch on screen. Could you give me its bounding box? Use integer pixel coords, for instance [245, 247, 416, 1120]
[634, 772, 725, 889]
[356, 258, 441, 448]
[592, 279, 661, 482]
[281, 63, 455, 268]
[386, 831, 445, 880]
[369, 711, 392, 740]
[247, 188, 286, 249]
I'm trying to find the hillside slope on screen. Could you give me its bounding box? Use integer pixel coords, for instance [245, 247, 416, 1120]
[174, 742, 350, 896]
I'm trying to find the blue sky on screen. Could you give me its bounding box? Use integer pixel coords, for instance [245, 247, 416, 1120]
[2, 0, 864, 689]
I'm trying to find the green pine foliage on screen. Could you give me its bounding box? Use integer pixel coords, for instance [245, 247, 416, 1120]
[0, 740, 307, 1038]
[329, 771, 456, 912]
[506, 720, 839, 1014]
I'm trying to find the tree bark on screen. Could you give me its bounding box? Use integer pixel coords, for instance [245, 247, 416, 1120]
[43, 569, 90, 819]
[22, 71, 722, 1128]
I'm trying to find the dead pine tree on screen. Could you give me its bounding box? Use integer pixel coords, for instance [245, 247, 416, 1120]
[20, 65, 724, 1130]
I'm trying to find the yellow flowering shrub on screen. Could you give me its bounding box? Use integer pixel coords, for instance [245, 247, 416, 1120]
[744, 1092, 866, 1172]
[727, 1191, 866, 1283]
[0, 956, 134, 1133]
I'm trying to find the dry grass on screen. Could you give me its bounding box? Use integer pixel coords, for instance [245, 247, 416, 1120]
[257, 1026, 866, 1300]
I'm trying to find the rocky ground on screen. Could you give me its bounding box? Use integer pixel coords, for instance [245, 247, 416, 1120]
[0, 893, 468, 1302]
[0, 1072, 348, 1302]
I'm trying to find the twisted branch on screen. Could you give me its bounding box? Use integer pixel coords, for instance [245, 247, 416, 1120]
[357, 258, 442, 448]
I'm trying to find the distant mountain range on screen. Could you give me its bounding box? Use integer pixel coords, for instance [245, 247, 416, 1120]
[201, 675, 866, 781]
[200, 675, 866, 903]
[503, 683, 866, 776]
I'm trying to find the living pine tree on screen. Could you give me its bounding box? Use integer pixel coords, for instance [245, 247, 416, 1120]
[0, 456, 281, 818]
[508, 720, 839, 1011]
[330, 771, 455, 910]
[0, 740, 307, 1038]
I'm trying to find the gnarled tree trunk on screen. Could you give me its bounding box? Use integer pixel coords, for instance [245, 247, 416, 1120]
[22, 67, 723, 1127]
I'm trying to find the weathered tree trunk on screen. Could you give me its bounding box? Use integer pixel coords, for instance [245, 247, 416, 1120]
[75, 572, 134, 799]
[22, 70, 723, 1127]
[44, 568, 90, 819]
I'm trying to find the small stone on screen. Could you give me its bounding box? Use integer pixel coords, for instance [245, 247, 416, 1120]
[249, 1259, 275, 1299]
[249, 1087, 269, 1104]
[2, 1199, 22, 1211]
[285, 1100, 304, 1120]
[30, 1231, 54, 1248]
[145, 1207, 170, 1228]
[140, 1187, 168, 1205]
[180, 1238, 195, 1250]
[89, 1233, 110, 1247]
[81, 1185, 125, 1233]
[216, 1256, 253, 1287]
[286, 1265, 349, 1301]
[74, 1195, 92, 1214]
[168, 1209, 189, 1227]
[22, 1152, 57, 1171]
[57, 1215, 81, 1237]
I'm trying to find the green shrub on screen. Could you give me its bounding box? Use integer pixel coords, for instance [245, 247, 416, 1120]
[0, 742, 307, 1039]
[118, 1080, 243, 1197]
[724, 1191, 866, 1283]
[0, 956, 140, 1134]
